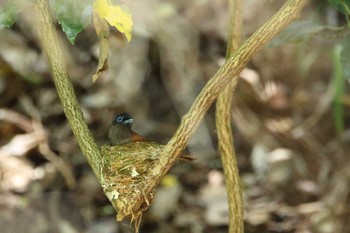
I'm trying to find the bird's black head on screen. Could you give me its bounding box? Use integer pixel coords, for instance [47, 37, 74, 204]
[108, 113, 134, 146]
[112, 113, 133, 125]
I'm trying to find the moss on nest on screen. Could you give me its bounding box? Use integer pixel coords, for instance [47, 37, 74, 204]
[100, 141, 164, 227]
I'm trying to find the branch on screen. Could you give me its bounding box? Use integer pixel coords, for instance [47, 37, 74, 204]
[215, 0, 243, 232]
[159, 0, 308, 177]
[35, 0, 101, 179]
[34, 0, 308, 229]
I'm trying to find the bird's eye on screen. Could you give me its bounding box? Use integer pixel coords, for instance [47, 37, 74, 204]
[117, 116, 124, 122]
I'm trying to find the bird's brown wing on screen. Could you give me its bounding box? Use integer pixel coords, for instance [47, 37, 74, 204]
[131, 131, 148, 142]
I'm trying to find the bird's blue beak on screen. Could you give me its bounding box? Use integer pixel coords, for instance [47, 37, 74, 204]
[123, 119, 133, 124]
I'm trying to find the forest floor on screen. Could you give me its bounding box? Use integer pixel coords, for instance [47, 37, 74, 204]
[0, 1, 349, 233]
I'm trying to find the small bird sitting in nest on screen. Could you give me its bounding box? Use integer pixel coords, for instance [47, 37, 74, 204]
[107, 112, 193, 161]
[100, 113, 193, 231]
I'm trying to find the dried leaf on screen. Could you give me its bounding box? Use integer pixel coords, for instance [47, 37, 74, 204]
[92, 12, 110, 82]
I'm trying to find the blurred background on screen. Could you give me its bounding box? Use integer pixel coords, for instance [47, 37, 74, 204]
[1, 0, 350, 232]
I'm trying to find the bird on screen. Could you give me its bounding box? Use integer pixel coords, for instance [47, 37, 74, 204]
[101, 113, 193, 228]
[106, 112, 194, 161]
[108, 112, 146, 146]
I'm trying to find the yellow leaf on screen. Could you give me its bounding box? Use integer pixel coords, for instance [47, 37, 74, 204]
[161, 175, 178, 187]
[93, 0, 133, 41]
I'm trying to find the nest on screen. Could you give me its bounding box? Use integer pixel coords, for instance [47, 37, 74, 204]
[100, 141, 164, 229]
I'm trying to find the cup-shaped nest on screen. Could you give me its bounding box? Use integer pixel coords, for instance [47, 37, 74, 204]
[100, 141, 164, 226]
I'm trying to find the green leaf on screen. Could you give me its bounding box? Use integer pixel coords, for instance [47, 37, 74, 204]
[0, 0, 33, 29]
[328, 0, 350, 15]
[49, 0, 94, 44]
[340, 35, 350, 81]
[269, 21, 326, 47]
[332, 45, 345, 137]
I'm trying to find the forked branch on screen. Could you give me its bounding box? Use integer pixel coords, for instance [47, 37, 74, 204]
[34, 0, 307, 230]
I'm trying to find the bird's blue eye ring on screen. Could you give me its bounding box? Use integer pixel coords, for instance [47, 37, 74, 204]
[117, 116, 124, 122]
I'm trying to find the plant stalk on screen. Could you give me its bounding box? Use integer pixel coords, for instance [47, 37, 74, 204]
[215, 0, 243, 232]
